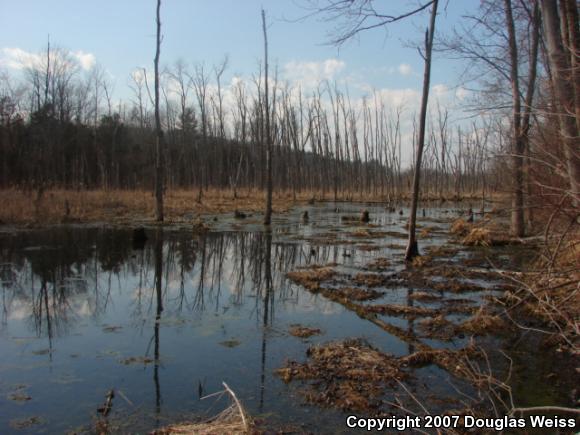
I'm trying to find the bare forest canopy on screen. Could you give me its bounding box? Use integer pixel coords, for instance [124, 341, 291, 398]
[0, 0, 577, 213]
[1, 50, 494, 199]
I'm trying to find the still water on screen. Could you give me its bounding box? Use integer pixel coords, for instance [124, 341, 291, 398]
[0, 203, 545, 433]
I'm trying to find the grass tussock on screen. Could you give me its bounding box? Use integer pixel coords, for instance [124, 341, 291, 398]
[450, 218, 471, 236]
[275, 339, 406, 413]
[286, 267, 336, 291]
[289, 325, 322, 338]
[364, 303, 437, 318]
[276, 338, 480, 413]
[462, 228, 492, 246]
[418, 315, 458, 341]
[400, 343, 479, 380]
[331, 287, 385, 301]
[411, 255, 432, 267]
[352, 273, 390, 287]
[365, 257, 391, 271]
[459, 307, 508, 335]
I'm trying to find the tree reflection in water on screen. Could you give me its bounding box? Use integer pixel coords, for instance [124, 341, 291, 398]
[0, 226, 345, 432]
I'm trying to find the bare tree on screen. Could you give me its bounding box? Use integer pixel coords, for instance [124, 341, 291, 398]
[540, 0, 580, 205]
[154, 0, 164, 221]
[262, 9, 273, 225]
[405, 0, 438, 260]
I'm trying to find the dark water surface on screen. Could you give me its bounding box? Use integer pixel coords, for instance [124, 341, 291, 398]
[0, 203, 567, 434]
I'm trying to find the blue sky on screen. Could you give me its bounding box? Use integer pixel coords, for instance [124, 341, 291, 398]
[0, 0, 478, 100]
[0, 0, 485, 166]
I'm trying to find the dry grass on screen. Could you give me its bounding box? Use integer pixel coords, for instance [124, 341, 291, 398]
[276, 338, 481, 413]
[514, 232, 580, 348]
[411, 255, 432, 267]
[286, 267, 336, 291]
[0, 187, 340, 226]
[450, 218, 471, 236]
[289, 324, 322, 338]
[0, 187, 500, 226]
[365, 257, 391, 271]
[364, 303, 437, 318]
[154, 383, 250, 435]
[462, 228, 492, 246]
[275, 339, 406, 413]
[459, 307, 508, 335]
[330, 286, 385, 301]
[400, 343, 479, 380]
[352, 272, 390, 287]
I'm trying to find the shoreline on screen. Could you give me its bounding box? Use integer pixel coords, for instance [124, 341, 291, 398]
[1, 187, 500, 229]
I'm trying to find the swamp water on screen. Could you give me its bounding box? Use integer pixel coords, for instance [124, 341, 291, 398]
[0, 203, 569, 433]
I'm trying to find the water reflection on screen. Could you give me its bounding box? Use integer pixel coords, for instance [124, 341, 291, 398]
[0, 229, 319, 338]
[0, 204, 467, 434]
[154, 229, 163, 424]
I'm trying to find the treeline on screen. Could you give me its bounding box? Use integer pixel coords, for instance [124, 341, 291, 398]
[0, 45, 494, 200]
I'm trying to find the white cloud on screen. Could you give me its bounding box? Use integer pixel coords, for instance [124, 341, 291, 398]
[0, 47, 97, 72]
[398, 63, 413, 76]
[283, 58, 346, 89]
[455, 86, 469, 101]
[73, 50, 96, 70]
[0, 47, 42, 70]
[432, 83, 448, 97]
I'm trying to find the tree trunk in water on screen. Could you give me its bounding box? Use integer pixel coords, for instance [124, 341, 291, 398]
[405, 0, 438, 260]
[504, 0, 525, 237]
[541, 0, 580, 206]
[262, 9, 273, 225]
[154, 0, 164, 222]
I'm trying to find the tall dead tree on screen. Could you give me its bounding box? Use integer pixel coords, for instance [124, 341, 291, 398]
[154, 0, 164, 222]
[540, 0, 580, 205]
[405, 0, 438, 260]
[504, 0, 525, 237]
[262, 9, 273, 225]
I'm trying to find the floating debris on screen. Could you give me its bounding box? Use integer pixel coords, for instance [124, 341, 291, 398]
[119, 356, 154, 365]
[219, 339, 241, 348]
[10, 416, 44, 430]
[102, 325, 123, 333]
[97, 389, 115, 416]
[289, 325, 322, 338]
[7, 391, 32, 402]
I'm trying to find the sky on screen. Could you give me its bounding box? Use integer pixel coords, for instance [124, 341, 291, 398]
[0, 0, 482, 164]
[0, 0, 480, 96]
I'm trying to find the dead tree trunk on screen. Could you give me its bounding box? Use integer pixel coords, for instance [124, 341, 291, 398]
[540, 0, 580, 206]
[504, 0, 525, 237]
[405, 0, 438, 260]
[262, 9, 273, 225]
[154, 0, 164, 222]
